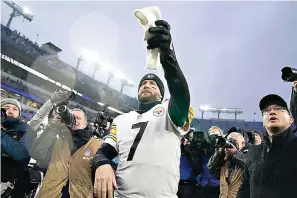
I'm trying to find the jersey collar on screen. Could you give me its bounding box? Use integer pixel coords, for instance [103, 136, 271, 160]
[137, 100, 162, 114]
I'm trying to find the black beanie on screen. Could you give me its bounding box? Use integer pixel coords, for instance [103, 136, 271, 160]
[138, 73, 165, 100]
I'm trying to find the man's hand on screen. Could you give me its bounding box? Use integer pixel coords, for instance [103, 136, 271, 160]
[226, 144, 237, 156]
[147, 20, 173, 62]
[293, 81, 297, 92]
[94, 164, 117, 198]
[50, 89, 71, 105]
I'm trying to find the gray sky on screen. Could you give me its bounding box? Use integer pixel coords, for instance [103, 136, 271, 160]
[1, 1, 297, 121]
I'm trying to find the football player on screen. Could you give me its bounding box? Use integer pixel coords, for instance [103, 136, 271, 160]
[92, 20, 194, 198]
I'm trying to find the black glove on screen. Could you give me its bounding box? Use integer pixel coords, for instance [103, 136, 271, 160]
[50, 89, 72, 105]
[147, 20, 176, 67]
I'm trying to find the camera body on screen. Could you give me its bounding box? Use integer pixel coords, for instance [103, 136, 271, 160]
[53, 90, 76, 127]
[94, 104, 113, 130]
[55, 105, 76, 127]
[95, 111, 112, 128]
[281, 67, 297, 82]
[215, 136, 239, 150]
[1, 108, 8, 120]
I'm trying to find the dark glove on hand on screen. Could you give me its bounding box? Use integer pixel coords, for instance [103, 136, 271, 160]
[147, 20, 177, 71]
[50, 89, 71, 105]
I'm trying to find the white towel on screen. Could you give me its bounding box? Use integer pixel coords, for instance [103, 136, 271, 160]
[134, 6, 161, 70]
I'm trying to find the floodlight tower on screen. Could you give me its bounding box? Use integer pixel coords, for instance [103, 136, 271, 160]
[199, 106, 243, 120]
[3, 0, 34, 28]
[76, 49, 99, 70]
[199, 106, 218, 119]
[92, 63, 101, 78]
[120, 79, 134, 93]
[106, 72, 115, 87]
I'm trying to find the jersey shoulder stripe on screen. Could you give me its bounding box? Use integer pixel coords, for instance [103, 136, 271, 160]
[106, 134, 117, 142]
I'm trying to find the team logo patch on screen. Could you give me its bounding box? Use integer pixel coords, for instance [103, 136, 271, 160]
[84, 149, 91, 157]
[153, 107, 165, 117]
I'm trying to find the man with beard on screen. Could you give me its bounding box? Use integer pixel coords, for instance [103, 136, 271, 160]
[92, 20, 193, 198]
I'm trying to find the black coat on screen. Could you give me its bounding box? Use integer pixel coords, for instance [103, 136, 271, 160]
[290, 89, 297, 129]
[237, 127, 297, 198]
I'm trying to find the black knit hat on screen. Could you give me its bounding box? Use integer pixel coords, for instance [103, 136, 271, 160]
[138, 73, 165, 100]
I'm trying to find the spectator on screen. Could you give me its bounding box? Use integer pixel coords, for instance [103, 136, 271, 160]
[178, 136, 198, 198]
[1, 98, 34, 197]
[237, 94, 297, 198]
[198, 126, 222, 198]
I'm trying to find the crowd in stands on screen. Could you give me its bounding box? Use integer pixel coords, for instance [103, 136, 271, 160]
[1, 76, 27, 92]
[1, 24, 46, 60]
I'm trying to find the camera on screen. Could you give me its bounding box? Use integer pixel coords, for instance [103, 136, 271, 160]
[281, 67, 297, 82]
[56, 105, 76, 126]
[92, 104, 113, 138]
[190, 130, 207, 148]
[215, 136, 239, 150]
[94, 104, 113, 129]
[1, 108, 7, 120]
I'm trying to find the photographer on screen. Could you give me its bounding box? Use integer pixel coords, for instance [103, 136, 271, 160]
[246, 130, 262, 146]
[198, 126, 222, 198]
[28, 92, 103, 197]
[1, 98, 33, 197]
[92, 104, 113, 139]
[177, 131, 199, 198]
[207, 132, 247, 198]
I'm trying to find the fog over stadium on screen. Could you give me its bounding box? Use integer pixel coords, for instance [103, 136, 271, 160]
[1, 1, 297, 121]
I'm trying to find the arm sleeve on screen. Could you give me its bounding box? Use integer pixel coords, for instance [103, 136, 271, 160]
[28, 124, 60, 168]
[207, 149, 226, 179]
[290, 88, 297, 127]
[231, 151, 247, 169]
[92, 119, 119, 170]
[161, 50, 192, 135]
[1, 132, 29, 161]
[27, 99, 54, 131]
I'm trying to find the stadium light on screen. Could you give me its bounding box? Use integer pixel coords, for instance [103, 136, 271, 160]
[199, 105, 216, 112]
[76, 48, 99, 69]
[3, 0, 34, 28]
[80, 49, 99, 62]
[22, 7, 32, 15]
[199, 105, 243, 120]
[120, 79, 134, 93]
[115, 71, 125, 80]
[92, 63, 101, 78]
[101, 61, 112, 73]
[106, 72, 115, 87]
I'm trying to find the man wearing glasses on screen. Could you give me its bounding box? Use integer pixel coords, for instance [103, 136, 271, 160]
[237, 94, 297, 198]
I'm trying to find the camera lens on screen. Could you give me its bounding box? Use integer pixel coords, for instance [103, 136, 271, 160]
[56, 105, 67, 113]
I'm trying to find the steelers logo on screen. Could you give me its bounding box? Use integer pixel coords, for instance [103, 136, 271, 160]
[153, 107, 165, 117]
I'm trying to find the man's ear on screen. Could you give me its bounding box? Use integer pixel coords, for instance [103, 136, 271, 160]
[289, 115, 294, 125]
[242, 141, 246, 147]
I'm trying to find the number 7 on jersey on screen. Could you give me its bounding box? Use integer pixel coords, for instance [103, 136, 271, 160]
[127, 121, 148, 161]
